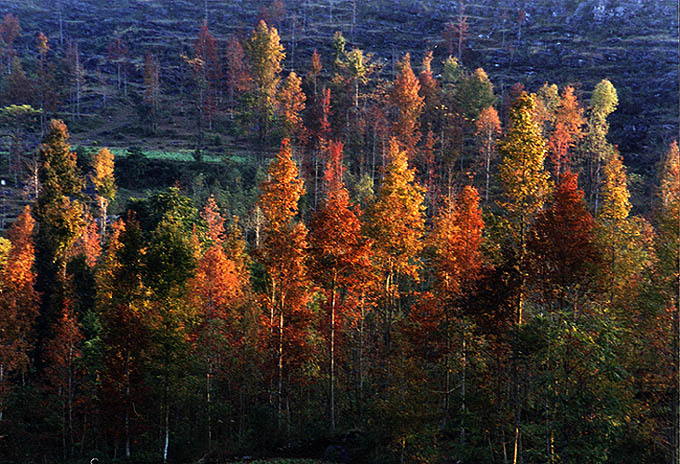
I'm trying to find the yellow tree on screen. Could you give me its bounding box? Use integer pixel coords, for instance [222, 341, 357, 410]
[597, 149, 653, 307]
[246, 20, 285, 144]
[367, 138, 425, 367]
[276, 71, 306, 143]
[657, 141, 680, 462]
[90, 147, 117, 241]
[584, 79, 618, 209]
[498, 92, 551, 464]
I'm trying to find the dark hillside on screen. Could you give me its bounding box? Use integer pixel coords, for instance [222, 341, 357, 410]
[3, 0, 677, 169]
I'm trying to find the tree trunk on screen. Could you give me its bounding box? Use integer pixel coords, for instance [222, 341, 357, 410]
[207, 362, 212, 450]
[330, 272, 337, 434]
[163, 381, 169, 464]
[277, 294, 285, 428]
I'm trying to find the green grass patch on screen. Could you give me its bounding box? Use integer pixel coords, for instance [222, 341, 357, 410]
[79, 146, 241, 163]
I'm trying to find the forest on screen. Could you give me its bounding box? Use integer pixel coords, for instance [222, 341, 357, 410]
[0, 0, 679, 463]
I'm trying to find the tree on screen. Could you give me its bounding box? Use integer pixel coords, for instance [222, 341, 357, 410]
[418, 51, 441, 133]
[548, 86, 585, 180]
[190, 197, 246, 449]
[390, 53, 424, 157]
[97, 218, 149, 459]
[245, 20, 285, 144]
[225, 36, 250, 117]
[194, 21, 220, 130]
[0, 13, 20, 74]
[455, 68, 495, 122]
[427, 186, 483, 428]
[143, 53, 161, 133]
[36, 120, 84, 270]
[2, 57, 33, 106]
[64, 41, 84, 120]
[499, 93, 551, 242]
[367, 138, 425, 371]
[256, 138, 310, 428]
[107, 37, 128, 92]
[145, 211, 198, 464]
[277, 71, 306, 142]
[475, 106, 501, 203]
[583, 79, 618, 210]
[529, 170, 599, 311]
[498, 92, 551, 464]
[44, 300, 84, 460]
[0, 207, 39, 422]
[441, 5, 469, 61]
[307, 49, 323, 96]
[309, 140, 372, 432]
[35, 32, 58, 134]
[597, 149, 653, 307]
[90, 147, 117, 241]
[344, 48, 372, 111]
[656, 141, 680, 464]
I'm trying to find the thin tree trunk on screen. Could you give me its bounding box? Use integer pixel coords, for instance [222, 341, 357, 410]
[163, 381, 169, 464]
[460, 332, 466, 445]
[277, 295, 285, 428]
[0, 365, 3, 422]
[207, 362, 212, 450]
[512, 221, 526, 464]
[330, 272, 337, 433]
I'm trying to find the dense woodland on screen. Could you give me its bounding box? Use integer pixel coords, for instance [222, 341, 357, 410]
[0, 1, 679, 463]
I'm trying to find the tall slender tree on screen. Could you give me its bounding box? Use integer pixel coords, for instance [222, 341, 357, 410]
[367, 138, 425, 375]
[245, 20, 285, 145]
[0, 207, 38, 422]
[256, 139, 310, 429]
[309, 140, 372, 433]
[390, 54, 424, 157]
[498, 92, 551, 464]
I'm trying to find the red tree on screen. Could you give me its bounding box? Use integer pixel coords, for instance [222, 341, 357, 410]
[0, 207, 39, 420]
[309, 140, 372, 432]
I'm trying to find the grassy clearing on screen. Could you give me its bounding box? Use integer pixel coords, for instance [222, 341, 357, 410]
[80, 146, 230, 163]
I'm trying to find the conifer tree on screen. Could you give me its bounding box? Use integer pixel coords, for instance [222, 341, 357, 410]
[256, 139, 310, 426]
[428, 186, 483, 426]
[390, 53, 424, 157]
[367, 138, 425, 368]
[277, 71, 306, 143]
[475, 106, 501, 203]
[35, 120, 84, 342]
[0, 206, 38, 422]
[90, 147, 116, 241]
[498, 92, 550, 464]
[246, 20, 285, 144]
[548, 86, 584, 180]
[309, 140, 372, 433]
[584, 79, 618, 210]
